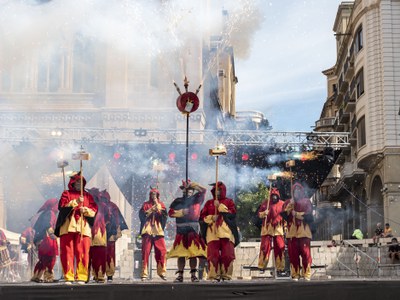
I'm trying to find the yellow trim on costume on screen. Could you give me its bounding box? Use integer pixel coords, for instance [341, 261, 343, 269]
[92, 230, 107, 246]
[204, 215, 214, 224]
[261, 223, 284, 236]
[67, 199, 79, 208]
[141, 221, 164, 236]
[286, 223, 312, 239]
[258, 210, 267, 218]
[170, 209, 184, 218]
[167, 240, 206, 259]
[84, 207, 96, 218]
[59, 213, 92, 237]
[295, 211, 304, 220]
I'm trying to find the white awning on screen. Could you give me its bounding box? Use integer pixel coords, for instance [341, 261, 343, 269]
[0, 227, 21, 245]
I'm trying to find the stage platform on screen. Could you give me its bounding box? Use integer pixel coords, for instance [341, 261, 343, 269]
[1, 279, 400, 300]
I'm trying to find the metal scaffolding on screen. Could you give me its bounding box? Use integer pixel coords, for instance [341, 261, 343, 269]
[0, 125, 349, 149]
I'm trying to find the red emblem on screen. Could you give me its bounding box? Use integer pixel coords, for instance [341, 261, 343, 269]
[176, 92, 199, 113]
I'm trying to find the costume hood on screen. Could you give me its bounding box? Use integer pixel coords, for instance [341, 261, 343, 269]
[210, 181, 227, 199]
[68, 172, 87, 191]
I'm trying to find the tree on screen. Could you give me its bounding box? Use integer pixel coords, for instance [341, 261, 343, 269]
[236, 182, 270, 241]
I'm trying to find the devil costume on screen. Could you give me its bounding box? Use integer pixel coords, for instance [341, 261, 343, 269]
[200, 181, 239, 281]
[168, 181, 207, 282]
[55, 172, 97, 284]
[88, 188, 110, 283]
[282, 183, 313, 281]
[31, 198, 59, 283]
[139, 188, 168, 280]
[257, 188, 285, 273]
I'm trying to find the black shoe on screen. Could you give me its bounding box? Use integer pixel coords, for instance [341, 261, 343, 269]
[190, 269, 199, 282]
[159, 275, 167, 281]
[174, 271, 183, 283]
[107, 276, 113, 282]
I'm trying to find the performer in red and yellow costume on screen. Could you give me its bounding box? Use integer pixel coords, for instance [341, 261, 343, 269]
[31, 198, 59, 283]
[200, 181, 239, 282]
[167, 180, 207, 282]
[101, 190, 128, 282]
[55, 172, 97, 284]
[88, 188, 110, 283]
[139, 187, 168, 281]
[257, 188, 285, 274]
[282, 183, 313, 281]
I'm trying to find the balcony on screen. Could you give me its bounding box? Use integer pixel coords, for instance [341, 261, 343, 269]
[349, 43, 355, 63]
[344, 56, 354, 82]
[335, 90, 344, 107]
[314, 117, 335, 131]
[343, 93, 356, 113]
[333, 116, 345, 131]
[329, 180, 346, 198]
[338, 107, 350, 124]
[338, 73, 349, 94]
[340, 161, 365, 185]
[349, 135, 357, 146]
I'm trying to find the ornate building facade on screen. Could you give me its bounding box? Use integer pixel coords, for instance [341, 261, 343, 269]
[314, 0, 400, 239]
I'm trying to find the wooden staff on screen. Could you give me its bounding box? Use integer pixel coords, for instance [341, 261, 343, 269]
[209, 145, 227, 216]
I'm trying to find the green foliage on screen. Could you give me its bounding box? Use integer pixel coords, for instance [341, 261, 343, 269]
[236, 182, 270, 241]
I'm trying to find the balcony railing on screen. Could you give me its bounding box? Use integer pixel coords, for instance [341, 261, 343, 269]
[344, 93, 356, 113]
[344, 56, 354, 81]
[315, 117, 335, 130]
[338, 107, 350, 124]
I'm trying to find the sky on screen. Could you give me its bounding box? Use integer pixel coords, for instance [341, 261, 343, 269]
[235, 0, 344, 132]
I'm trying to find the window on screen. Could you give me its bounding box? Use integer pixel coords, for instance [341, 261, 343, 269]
[38, 52, 61, 92]
[73, 35, 95, 93]
[355, 25, 363, 53]
[355, 68, 364, 98]
[357, 116, 366, 147]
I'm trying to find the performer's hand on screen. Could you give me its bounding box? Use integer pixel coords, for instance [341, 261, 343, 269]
[77, 196, 84, 203]
[214, 200, 219, 207]
[189, 182, 198, 189]
[292, 210, 296, 217]
[212, 215, 218, 222]
[80, 207, 87, 214]
[183, 208, 189, 215]
[49, 233, 57, 240]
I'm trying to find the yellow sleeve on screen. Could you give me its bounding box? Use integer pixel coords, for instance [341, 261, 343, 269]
[204, 215, 214, 224]
[218, 204, 229, 213]
[170, 209, 184, 218]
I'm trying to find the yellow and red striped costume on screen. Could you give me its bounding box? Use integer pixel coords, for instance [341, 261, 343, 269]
[257, 188, 285, 272]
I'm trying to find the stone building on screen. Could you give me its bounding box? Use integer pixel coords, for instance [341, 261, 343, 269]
[314, 0, 400, 240]
[0, 2, 238, 234]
